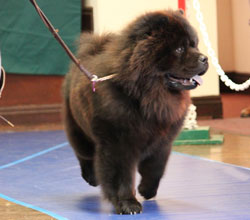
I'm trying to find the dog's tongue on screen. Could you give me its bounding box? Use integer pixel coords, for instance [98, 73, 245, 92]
[192, 75, 203, 86]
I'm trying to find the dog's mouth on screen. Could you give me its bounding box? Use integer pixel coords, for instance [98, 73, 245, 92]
[166, 72, 204, 90]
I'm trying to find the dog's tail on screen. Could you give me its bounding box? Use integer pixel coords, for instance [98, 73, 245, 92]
[77, 33, 115, 58]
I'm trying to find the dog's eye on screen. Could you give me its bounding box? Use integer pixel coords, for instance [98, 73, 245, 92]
[176, 47, 184, 54]
[190, 40, 196, 48]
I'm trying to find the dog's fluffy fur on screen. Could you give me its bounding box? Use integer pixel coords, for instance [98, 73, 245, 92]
[62, 10, 208, 214]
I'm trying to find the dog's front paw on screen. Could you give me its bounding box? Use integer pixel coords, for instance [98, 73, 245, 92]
[138, 183, 157, 200]
[115, 199, 142, 215]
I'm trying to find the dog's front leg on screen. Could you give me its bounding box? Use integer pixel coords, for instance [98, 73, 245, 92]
[138, 142, 171, 200]
[95, 144, 142, 214]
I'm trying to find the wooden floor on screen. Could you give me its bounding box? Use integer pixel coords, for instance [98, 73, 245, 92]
[0, 200, 55, 220]
[0, 117, 250, 219]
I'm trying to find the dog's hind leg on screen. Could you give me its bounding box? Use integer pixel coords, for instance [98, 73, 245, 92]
[63, 99, 98, 186]
[138, 144, 171, 200]
[78, 157, 98, 186]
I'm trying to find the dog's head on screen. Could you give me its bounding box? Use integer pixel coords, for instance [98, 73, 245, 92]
[124, 10, 208, 91]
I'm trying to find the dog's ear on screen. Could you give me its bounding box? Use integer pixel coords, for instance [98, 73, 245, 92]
[177, 9, 185, 16]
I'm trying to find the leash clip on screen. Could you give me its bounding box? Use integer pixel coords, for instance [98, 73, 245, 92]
[91, 75, 98, 92]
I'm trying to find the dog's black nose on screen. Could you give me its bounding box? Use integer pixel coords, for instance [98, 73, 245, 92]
[199, 55, 208, 64]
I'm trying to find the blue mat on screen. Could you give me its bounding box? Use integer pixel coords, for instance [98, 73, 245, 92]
[0, 130, 250, 220]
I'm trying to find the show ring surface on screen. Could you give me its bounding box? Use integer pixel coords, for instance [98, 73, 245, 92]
[0, 130, 249, 220]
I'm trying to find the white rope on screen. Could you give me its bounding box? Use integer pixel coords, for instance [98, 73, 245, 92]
[0, 67, 6, 98]
[0, 52, 15, 127]
[193, 0, 250, 91]
[183, 104, 198, 130]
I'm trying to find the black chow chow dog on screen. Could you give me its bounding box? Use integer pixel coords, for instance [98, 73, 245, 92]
[62, 10, 208, 214]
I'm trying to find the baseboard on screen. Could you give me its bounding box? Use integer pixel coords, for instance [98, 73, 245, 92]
[0, 95, 222, 127]
[192, 95, 223, 119]
[220, 72, 250, 94]
[0, 104, 62, 126]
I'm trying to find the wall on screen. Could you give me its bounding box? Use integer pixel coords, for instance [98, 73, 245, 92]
[217, 0, 250, 74]
[85, 0, 220, 97]
[85, 0, 177, 33]
[217, 0, 234, 71]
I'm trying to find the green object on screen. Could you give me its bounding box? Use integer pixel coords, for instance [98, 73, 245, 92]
[173, 126, 224, 145]
[0, 0, 81, 75]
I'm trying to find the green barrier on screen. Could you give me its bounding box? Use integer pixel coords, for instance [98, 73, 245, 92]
[173, 127, 224, 145]
[0, 0, 81, 75]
